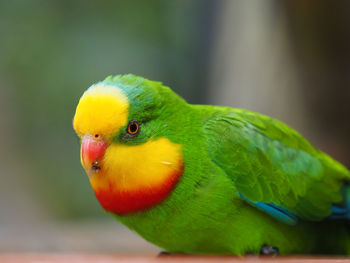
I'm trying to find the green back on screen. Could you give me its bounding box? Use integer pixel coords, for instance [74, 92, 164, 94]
[201, 106, 350, 221]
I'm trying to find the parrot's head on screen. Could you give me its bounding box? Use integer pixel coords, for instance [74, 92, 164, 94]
[73, 75, 186, 215]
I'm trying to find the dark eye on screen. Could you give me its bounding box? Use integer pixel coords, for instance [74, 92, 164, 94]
[127, 120, 140, 135]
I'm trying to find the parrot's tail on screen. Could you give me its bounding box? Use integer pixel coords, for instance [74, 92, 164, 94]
[329, 183, 350, 220]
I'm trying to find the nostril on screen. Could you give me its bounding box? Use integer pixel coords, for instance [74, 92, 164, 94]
[92, 160, 101, 173]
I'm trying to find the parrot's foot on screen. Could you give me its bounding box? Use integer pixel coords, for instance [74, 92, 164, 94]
[158, 251, 171, 257]
[260, 245, 279, 256]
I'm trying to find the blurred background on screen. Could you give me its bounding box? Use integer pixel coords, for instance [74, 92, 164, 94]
[0, 0, 349, 254]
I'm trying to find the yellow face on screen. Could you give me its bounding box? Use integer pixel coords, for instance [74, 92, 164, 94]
[73, 83, 183, 214]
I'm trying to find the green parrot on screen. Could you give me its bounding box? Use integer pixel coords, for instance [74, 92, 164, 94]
[73, 74, 350, 255]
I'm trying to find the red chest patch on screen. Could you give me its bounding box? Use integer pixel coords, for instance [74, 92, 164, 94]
[94, 166, 183, 214]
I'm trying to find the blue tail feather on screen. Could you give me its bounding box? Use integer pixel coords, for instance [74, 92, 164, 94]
[238, 192, 298, 226]
[330, 183, 350, 220]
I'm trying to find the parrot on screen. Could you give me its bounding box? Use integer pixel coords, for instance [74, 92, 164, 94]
[73, 74, 350, 255]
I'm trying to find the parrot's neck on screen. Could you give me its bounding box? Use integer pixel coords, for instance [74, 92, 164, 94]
[89, 137, 184, 214]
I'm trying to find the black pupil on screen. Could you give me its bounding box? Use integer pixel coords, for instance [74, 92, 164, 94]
[130, 123, 137, 133]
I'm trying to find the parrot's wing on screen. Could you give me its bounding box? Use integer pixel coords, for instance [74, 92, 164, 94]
[203, 107, 350, 224]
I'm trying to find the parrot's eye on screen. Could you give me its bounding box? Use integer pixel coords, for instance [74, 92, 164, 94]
[127, 120, 140, 135]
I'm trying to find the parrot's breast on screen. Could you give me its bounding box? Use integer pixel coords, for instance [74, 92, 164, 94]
[89, 137, 184, 214]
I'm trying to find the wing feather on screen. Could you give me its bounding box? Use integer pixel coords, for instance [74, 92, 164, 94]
[203, 108, 350, 222]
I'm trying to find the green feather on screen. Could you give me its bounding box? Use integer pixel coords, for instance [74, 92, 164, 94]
[87, 75, 350, 255]
[203, 108, 349, 221]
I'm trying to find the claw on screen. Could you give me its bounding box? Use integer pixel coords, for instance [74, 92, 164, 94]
[260, 245, 279, 256]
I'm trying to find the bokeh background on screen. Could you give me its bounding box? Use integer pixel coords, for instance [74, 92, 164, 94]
[1, 0, 349, 253]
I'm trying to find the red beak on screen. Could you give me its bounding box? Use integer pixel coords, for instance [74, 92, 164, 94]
[81, 135, 108, 175]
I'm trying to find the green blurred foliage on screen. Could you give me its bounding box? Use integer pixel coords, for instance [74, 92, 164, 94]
[0, 0, 214, 219]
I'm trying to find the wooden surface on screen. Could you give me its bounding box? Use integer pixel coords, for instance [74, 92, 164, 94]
[0, 254, 350, 263]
